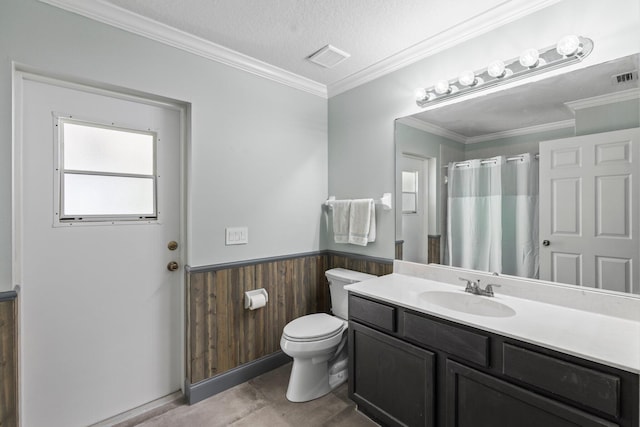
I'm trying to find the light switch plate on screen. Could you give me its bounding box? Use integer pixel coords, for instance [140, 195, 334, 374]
[226, 227, 248, 245]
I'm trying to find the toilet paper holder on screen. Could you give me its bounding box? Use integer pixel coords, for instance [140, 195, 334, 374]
[244, 288, 268, 309]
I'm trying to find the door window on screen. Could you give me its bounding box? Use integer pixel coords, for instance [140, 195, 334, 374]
[402, 170, 418, 213]
[55, 117, 157, 223]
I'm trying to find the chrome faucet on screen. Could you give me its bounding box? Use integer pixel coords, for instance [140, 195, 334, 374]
[460, 277, 480, 294]
[459, 277, 501, 297]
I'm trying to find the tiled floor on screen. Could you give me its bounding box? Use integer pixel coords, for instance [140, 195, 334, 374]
[119, 363, 379, 427]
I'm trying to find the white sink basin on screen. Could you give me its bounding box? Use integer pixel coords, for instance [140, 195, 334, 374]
[418, 290, 516, 317]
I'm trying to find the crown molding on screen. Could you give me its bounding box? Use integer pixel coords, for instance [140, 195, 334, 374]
[38, 0, 328, 98]
[565, 88, 640, 111]
[465, 119, 575, 144]
[327, 0, 563, 97]
[39, 0, 561, 100]
[396, 117, 467, 143]
[398, 116, 575, 145]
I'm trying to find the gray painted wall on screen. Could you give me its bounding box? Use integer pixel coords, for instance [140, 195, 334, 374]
[576, 99, 640, 135]
[463, 128, 575, 160]
[463, 100, 639, 160]
[0, 0, 327, 291]
[461, 98, 638, 161]
[328, 0, 639, 260]
[394, 122, 464, 240]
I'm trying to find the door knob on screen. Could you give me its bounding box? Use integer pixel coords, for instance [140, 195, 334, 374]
[542, 240, 550, 246]
[167, 261, 179, 271]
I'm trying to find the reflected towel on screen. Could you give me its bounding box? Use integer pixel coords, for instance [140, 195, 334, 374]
[332, 200, 351, 244]
[348, 199, 376, 246]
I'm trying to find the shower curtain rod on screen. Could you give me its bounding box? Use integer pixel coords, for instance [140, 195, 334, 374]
[444, 153, 539, 169]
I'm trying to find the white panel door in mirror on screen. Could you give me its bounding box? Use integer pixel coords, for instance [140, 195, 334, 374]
[551, 178, 581, 235]
[539, 127, 639, 292]
[552, 252, 582, 285]
[596, 257, 632, 293]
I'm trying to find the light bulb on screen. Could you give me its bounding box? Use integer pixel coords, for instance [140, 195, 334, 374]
[487, 60, 505, 78]
[519, 48, 541, 68]
[434, 79, 451, 95]
[556, 35, 581, 57]
[458, 70, 478, 87]
[416, 88, 436, 102]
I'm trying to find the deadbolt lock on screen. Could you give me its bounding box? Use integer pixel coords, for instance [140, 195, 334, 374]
[167, 261, 179, 271]
[168, 241, 178, 251]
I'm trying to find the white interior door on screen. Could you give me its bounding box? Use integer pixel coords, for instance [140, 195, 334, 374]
[539, 128, 639, 292]
[401, 156, 428, 263]
[16, 74, 184, 426]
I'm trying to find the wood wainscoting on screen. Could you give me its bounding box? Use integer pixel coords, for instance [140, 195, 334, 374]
[0, 293, 18, 426]
[395, 240, 403, 260]
[428, 235, 441, 264]
[327, 251, 394, 277]
[186, 251, 392, 387]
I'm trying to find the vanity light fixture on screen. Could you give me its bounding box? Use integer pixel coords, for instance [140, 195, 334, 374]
[556, 34, 582, 57]
[434, 79, 456, 95]
[486, 60, 512, 79]
[519, 48, 545, 68]
[415, 35, 593, 107]
[458, 70, 483, 87]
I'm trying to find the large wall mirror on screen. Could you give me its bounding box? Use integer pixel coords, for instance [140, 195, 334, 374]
[395, 53, 640, 294]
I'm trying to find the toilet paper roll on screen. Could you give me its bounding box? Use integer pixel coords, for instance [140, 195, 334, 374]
[248, 293, 267, 310]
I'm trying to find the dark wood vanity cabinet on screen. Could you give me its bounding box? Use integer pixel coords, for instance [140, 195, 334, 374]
[348, 294, 639, 427]
[349, 294, 435, 426]
[446, 360, 620, 427]
[350, 322, 435, 427]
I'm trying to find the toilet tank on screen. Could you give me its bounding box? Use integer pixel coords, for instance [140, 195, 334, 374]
[325, 268, 376, 320]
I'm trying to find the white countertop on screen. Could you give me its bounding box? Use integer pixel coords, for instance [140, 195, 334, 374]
[346, 273, 640, 374]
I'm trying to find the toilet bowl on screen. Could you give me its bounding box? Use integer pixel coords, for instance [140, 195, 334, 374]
[280, 268, 376, 402]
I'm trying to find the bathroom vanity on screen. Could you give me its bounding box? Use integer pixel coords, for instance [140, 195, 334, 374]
[345, 262, 640, 427]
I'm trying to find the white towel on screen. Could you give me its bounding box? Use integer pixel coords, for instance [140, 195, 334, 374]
[332, 200, 351, 244]
[348, 199, 376, 246]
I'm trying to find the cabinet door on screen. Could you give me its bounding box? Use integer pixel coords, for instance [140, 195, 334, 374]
[445, 360, 618, 427]
[349, 321, 435, 427]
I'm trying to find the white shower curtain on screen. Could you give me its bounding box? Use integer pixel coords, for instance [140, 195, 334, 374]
[447, 153, 539, 278]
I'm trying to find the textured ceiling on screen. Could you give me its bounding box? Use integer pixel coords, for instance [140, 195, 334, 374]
[104, 0, 510, 86]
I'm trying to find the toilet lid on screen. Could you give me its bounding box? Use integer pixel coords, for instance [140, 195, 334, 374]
[283, 313, 346, 341]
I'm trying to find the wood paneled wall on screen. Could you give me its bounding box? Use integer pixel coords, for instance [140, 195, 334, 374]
[327, 252, 393, 276]
[187, 251, 392, 385]
[0, 298, 17, 427]
[395, 240, 403, 260]
[428, 235, 441, 264]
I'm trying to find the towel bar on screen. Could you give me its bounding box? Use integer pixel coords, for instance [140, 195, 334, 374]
[325, 193, 392, 211]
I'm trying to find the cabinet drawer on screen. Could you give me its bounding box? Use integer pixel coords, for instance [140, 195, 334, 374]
[403, 311, 489, 367]
[503, 344, 621, 418]
[447, 359, 618, 427]
[349, 295, 396, 333]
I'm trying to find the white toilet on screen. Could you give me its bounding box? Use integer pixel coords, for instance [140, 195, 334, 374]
[280, 268, 376, 402]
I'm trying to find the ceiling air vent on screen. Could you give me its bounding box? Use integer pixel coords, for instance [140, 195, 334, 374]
[307, 44, 350, 69]
[611, 70, 638, 85]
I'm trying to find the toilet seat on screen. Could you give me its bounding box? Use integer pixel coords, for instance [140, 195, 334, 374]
[283, 313, 346, 342]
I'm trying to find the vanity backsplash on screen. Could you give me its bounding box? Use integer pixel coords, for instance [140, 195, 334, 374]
[394, 260, 640, 322]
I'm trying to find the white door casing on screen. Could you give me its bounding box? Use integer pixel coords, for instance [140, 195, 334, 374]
[539, 128, 639, 292]
[14, 72, 186, 426]
[400, 155, 429, 263]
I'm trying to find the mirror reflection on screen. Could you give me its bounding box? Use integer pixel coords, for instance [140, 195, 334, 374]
[395, 53, 639, 294]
